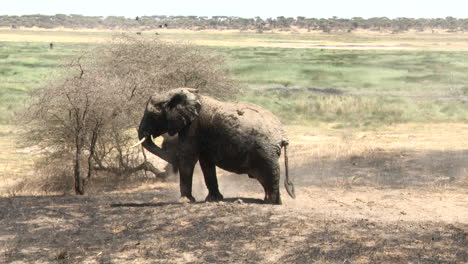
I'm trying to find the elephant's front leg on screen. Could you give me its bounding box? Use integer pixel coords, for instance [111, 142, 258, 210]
[178, 158, 197, 203]
[199, 155, 224, 202]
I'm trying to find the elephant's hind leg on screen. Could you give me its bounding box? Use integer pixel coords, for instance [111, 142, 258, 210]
[257, 164, 282, 205]
[199, 156, 224, 202]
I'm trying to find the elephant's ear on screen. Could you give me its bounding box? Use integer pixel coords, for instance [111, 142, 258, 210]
[165, 90, 201, 136]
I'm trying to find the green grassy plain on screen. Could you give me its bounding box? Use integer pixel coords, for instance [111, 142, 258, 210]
[223, 47, 468, 93]
[227, 46, 468, 126]
[0, 41, 91, 123]
[0, 30, 467, 127]
[1, 31, 468, 126]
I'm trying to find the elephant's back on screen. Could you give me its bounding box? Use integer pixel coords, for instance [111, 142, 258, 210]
[199, 96, 287, 149]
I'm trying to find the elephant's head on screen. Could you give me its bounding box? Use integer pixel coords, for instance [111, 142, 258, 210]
[136, 88, 201, 161]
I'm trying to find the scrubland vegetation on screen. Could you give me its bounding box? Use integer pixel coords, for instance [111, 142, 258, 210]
[0, 31, 467, 185]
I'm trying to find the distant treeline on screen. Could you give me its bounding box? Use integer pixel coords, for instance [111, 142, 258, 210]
[2, 14, 468, 33]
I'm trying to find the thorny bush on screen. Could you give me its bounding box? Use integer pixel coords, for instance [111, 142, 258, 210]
[20, 34, 237, 194]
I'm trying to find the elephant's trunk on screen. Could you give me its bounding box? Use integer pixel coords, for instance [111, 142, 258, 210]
[137, 115, 172, 163]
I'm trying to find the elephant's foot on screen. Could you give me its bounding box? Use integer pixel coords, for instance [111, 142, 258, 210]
[264, 192, 282, 205]
[180, 194, 196, 203]
[205, 192, 224, 202]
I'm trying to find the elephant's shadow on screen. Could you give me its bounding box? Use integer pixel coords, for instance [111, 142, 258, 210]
[111, 197, 265, 208]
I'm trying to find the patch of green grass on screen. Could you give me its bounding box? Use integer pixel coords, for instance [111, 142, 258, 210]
[158, 30, 468, 47]
[218, 47, 468, 97]
[240, 91, 468, 128]
[0, 41, 89, 123]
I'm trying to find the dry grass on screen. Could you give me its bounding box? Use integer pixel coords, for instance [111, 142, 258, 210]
[2, 122, 467, 196]
[286, 122, 468, 166]
[284, 123, 468, 189]
[0, 125, 35, 180]
[2, 28, 468, 50]
[0, 32, 109, 43]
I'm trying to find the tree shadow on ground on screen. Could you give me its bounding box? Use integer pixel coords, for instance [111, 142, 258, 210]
[1, 187, 467, 263]
[290, 149, 468, 188]
[279, 220, 468, 264]
[110, 197, 265, 208]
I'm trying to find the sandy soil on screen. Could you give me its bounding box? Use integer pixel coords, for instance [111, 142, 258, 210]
[1, 183, 467, 263]
[1, 123, 467, 263]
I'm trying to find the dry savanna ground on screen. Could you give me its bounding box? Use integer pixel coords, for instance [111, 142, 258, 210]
[0, 28, 467, 263]
[2, 28, 468, 50]
[1, 123, 467, 263]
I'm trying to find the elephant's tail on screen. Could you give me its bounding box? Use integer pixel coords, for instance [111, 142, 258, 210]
[282, 140, 296, 199]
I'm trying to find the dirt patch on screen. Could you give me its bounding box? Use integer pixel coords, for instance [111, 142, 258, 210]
[1, 123, 467, 263]
[1, 185, 467, 264]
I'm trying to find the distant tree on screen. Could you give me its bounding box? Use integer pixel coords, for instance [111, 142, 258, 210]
[350, 17, 364, 32]
[276, 16, 288, 29]
[319, 19, 331, 33]
[445, 16, 459, 32]
[460, 19, 468, 32]
[393, 17, 415, 33]
[255, 16, 266, 33]
[1, 14, 467, 32]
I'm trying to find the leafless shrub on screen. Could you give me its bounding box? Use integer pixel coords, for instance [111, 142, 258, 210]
[100, 34, 237, 99]
[19, 34, 237, 195]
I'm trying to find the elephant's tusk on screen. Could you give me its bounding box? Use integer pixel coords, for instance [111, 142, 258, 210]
[131, 137, 146, 148]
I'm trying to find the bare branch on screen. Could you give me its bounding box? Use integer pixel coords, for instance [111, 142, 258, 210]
[77, 56, 85, 79]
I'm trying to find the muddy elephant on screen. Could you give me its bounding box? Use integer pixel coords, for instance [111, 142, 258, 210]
[135, 88, 295, 204]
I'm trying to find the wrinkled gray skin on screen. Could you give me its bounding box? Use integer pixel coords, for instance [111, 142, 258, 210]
[161, 133, 179, 176]
[138, 88, 295, 204]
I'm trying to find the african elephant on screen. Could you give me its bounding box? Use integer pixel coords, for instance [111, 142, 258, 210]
[135, 88, 295, 204]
